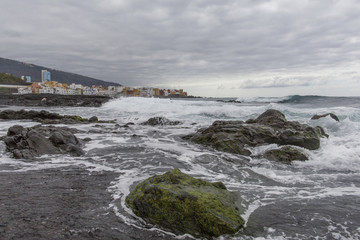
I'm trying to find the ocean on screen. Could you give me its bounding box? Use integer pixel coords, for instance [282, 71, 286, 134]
[0, 95, 359, 239]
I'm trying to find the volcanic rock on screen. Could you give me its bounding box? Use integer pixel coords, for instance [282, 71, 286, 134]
[141, 117, 181, 126]
[3, 125, 84, 159]
[0, 93, 111, 107]
[126, 169, 246, 238]
[311, 113, 340, 122]
[184, 109, 328, 156]
[0, 109, 113, 124]
[263, 146, 308, 164]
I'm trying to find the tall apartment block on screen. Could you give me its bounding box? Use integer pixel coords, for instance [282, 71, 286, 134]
[41, 70, 51, 82]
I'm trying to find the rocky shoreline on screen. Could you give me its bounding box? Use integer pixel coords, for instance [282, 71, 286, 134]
[0, 94, 111, 107]
[0, 167, 190, 240]
[0, 108, 335, 239]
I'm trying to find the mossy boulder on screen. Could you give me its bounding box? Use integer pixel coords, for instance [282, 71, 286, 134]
[184, 109, 328, 156]
[125, 169, 246, 238]
[263, 146, 308, 164]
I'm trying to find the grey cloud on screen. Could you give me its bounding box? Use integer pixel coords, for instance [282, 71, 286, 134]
[239, 76, 328, 89]
[0, 0, 360, 93]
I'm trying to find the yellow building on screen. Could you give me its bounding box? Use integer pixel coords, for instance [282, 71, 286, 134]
[133, 88, 140, 96]
[154, 88, 160, 96]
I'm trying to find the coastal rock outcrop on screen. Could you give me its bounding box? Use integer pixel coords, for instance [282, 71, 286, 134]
[2, 125, 84, 159]
[311, 113, 340, 122]
[0, 93, 111, 107]
[126, 169, 246, 238]
[141, 117, 181, 126]
[263, 146, 308, 164]
[0, 109, 115, 124]
[184, 109, 328, 156]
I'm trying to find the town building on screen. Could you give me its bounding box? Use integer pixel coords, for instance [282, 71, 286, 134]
[21, 75, 32, 83]
[41, 70, 51, 82]
[16, 75, 188, 98]
[18, 87, 32, 94]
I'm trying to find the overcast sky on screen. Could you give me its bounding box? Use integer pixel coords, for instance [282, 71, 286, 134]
[1, 0, 360, 97]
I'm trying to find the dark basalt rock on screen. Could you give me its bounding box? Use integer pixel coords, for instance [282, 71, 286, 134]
[184, 109, 328, 156]
[0, 93, 111, 107]
[3, 125, 84, 159]
[263, 146, 308, 164]
[89, 116, 99, 123]
[0, 109, 114, 124]
[216, 100, 242, 103]
[311, 113, 340, 122]
[126, 169, 246, 238]
[141, 117, 181, 126]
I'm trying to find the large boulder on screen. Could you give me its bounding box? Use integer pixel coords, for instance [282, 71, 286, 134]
[126, 169, 246, 238]
[184, 109, 328, 156]
[3, 125, 84, 159]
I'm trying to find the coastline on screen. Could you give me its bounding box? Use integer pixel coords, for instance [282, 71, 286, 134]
[0, 94, 111, 107]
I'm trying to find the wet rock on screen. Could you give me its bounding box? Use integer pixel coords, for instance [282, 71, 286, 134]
[89, 116, 98, 123]
[141, 117, 181, 126]
[311, 113, 340, 122]
[217, 100, 242, 103]
[126, 169, 246, 238]
[0, 109, 114, 124]
[263, 146, 308, 164]
[3, 125, 84, 159]
[0, 109, 61, 120]
[0, 93, 111, 107]
[184, 109, 328, 156]
[120, 122, 135, 128]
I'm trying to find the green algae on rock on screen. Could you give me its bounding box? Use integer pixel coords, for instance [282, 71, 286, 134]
[125, 169, 246, 238]
[263, 146, 308, 164]
[184, 109, 328, 156]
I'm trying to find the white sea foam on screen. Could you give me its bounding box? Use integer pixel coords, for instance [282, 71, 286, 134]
[102, 97, 262, 125]
[1, 97, 360, 239]
[236, 96, 290, 103]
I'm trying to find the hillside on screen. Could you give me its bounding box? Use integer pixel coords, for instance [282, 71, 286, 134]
[0, 72, 29, 85]
[0, 57, 121, 87]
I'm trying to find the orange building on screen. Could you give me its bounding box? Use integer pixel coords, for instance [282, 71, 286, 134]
[31, 82, 42, 93]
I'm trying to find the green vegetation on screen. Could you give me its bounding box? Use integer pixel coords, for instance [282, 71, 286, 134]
[0, 87, 17, 94]
[264, 146, 308, 164]
[126, 169, 246, 238]
[0, 72, 28, 85]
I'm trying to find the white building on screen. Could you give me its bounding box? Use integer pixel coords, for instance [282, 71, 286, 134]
[83, 87, 98, 95]
[69, 83, 83, 89]
[18, 87, 32, 94]
[115, 86, 124, 93]
[67, 89, 76, 95]
[140, 87, 153, 97]
[54, 87, 67, 95]
[38, 86, 54, 94]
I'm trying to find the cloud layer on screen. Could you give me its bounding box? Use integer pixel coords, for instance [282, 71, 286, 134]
[1, 0, 360, 96]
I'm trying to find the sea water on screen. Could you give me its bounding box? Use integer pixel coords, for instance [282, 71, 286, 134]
[0, 95, 359, 239]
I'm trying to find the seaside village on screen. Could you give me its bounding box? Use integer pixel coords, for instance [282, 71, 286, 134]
[17, 70, 188, 98]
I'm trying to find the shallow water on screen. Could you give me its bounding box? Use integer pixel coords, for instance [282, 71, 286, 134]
[1, 96, 360, 239]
